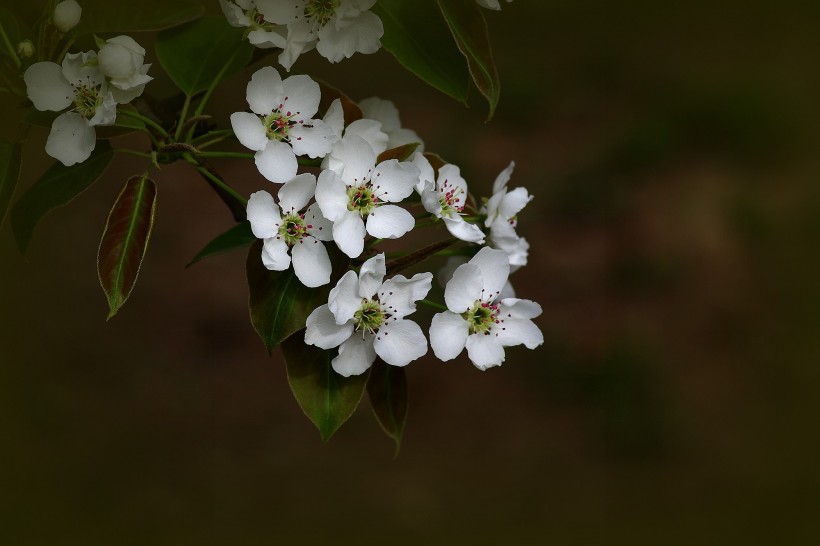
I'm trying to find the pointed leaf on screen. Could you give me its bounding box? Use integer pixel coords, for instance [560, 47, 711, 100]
[11, 141, 113, 253]
[367, 359, 408, 454]
[97, 175, 158, 319]
[436, 0, 501, 119]
[156, 16, 254, 95]
[283, 334, 370, 442]
[372, 0, 469, 104]
[187, 220, 254, 267]
[318, 80, 363, 124]
[0, 140, 22, 230]
[247, 240, 349, 353]
[377, 142, 420, 163]
[77, 0, 203, 33]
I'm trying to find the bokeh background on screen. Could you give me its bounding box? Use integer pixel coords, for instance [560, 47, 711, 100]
[2, 0, 820, 543]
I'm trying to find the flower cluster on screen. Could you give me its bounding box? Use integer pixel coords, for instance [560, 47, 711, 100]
[220, 0, 383, 70]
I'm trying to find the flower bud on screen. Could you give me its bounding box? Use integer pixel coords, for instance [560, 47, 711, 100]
[16, 39, 35, 59]
[53, 0, 82, 33]
[97, 36, 145, 80]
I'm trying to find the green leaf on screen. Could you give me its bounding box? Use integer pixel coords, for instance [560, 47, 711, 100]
[247, 240, 348, 353]
[367, 360, 408, 454]
[283, 334, 370, 442]
[372, 0, 469, 104]
[156, 16, 254, 95]
[97, 175, 158, 319]
[0, 7, 21, 50]
[77, 0, 203, 34]
[11, 141, 113, 253]
[377, 142, 420, 163]
[436, 0, 501, 119]
[0, 140, 22, 230]
[187, 220, 254, 267]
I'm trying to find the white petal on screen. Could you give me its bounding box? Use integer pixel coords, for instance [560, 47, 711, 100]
[499, 298, 542, 320]
[255, 140, 298, 183]
[290, 119, 334, 158]
[378, 272, 433, 318]
[437, 163, 468, 210]
[316, 10, 383, 63]
[498, 186, 533, 220]
[465, 333, 506, 370]
[87, 91, 117, 127]
[492, 161, 515, 194]
[277, 172, 315, 213]
[329, 270, 361, 324]
[305, 203, 334, 241]
[420, 182, 441, 216]
[499, 281, 516, 300]
[323, 98, 345, 139]
[365, 204, 414, 239]
[315, 169, 349, 221]
[358, 97, 400, 132]
[255, 0, 302, 24]
[24, 62, 73, 111]
[497, 319, 543, 350]
[469, 247, 510, 301]
[357, 252, 386, 299]
[387, 128, 423, 151]
[371, 159, 419, 202]
[444, 263, 483, 313]
[332, 210, 366, 258]
[45, 113, 95, 166]
[305, 304, 354, 349]
[332, 333, 377, 377]
[246, 190, 281, 238]
[230, 112, 268, 151]
[246, 66, 284, 114]
[260, 237, 291, 270]
[61, 51, 104, 88]
[281, 74, 321, 120]
[442, 217, 485, 244]
[344, 119, 388, 156]
[219, 0, 250, 26]
[332, 134, 376, 186]
[247, 29, 287, 49]
[292, 236, 332, 287]
[374, 320, 427, 367]
[430, 311, 469, 361]
[411, 151, 435, 193]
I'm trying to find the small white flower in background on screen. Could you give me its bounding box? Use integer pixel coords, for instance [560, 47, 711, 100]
[305, 253, 433, 377]
[246, 174, 335, 287]
[315, 134, 419, 258]
[53, 0, 82, 33]
[358, 97, 424, 152]
[430, 247, 543, 370]
[96, 36, 153, 104]
[475, 0, 513, 10]
[482, 161, 533, 268]
[219, 0, 291, 49]
[231, 66, 335, 183]
[414, 153, 485, 244]
[16, 40, 35, 59]
[24, 52, 116, 166]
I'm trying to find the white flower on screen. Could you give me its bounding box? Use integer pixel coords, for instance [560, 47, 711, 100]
[246, 174, 334, 287]
[230, 66, 335, 183]
[322, 98, 388, 162]
[358, 97, 423, 151]
[24, 52, 116, 166]
[430, 247, 543, 370]
[219, 0, 292, 49]
[279, 0, 383, 69]
[97, 36, 153, 104]
[53, 0, 82, 33]
[439, 255, 515, 299]
[305, 253, 433, 376]
[315, 134, 419, 258]
[482, 161, 532, 268]
[415, 154, 485, 244]
[475, 0, 513, 10]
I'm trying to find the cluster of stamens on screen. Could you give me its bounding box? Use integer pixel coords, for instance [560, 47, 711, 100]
[276, 212, 311, 245]
[438, 178, 465, 216]
[72, 84, 101, 119]
[262, 102, 300, 141]
[305, 0, 340, 27]
[465, 300, 502, 335]
[354, 299, 386, 334]
[247, 8, 274, 31]
[347, 184, 380, 215]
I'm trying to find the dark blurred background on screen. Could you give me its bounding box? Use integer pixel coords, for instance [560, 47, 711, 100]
[2, 1, 820, 543]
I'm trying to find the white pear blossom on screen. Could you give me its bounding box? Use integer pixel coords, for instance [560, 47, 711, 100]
[438, 255, 515, 300]
[96, 36, 153, 104]
[415, 154, 485, 244]
[305, 253, 432, 376]
[475, 0, 513, 10]
[358, 97, 423, 151]
[430, 247, 542, 370]
[231, 66, 335, 183]
[24, 52, 116, 166]
[246, 174, 335, 287]
[482, 161, 532, 268]
[315, 134, 419, 258]
[219, 0, 293, 49]
[53, 0, 82, 33]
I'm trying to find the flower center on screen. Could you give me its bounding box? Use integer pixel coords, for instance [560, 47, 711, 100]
[347, 184, 380, 216]
[305, 0, 340, 26]
[354, 299, 385, 334]
[262, 108, 297, 141]
[464, 300, 501, 335]
[438, 178, 465, 217]
[246, 8, 274, 32]
[72, 84, 102, 119]
[277, 212, 310, 245]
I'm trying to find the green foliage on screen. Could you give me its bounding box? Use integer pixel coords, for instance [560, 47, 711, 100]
[156, 16, 254, 96]
[76, 0, 203, 34]
[367, 360, 408, 454]
[97, 175, 158, 319]
[11, 141, 114, 253]
[283, 334, 370, 442]
[0, 140, 22, 230]
[372, 0, 469, 105]
[187, 220, 254, 267]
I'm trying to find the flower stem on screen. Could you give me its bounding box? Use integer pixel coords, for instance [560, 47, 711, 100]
[114, 148, 154, 160]
[0, 20, 21, 69]
[420, 299, 448, 311]
[385, 238, 458, 276]
[175, 93, 192, 141]
[183, 153, 248, 222]
[55, 37, 74, 64]
[118, 109, 169, 137]
[185, 48, 242, 142]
